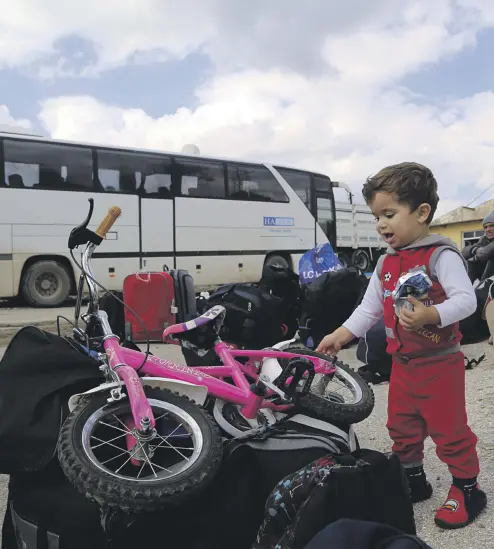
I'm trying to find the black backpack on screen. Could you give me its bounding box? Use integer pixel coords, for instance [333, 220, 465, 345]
[303, 519, 432, 549]
[298, 267, 369, 348]
[253, 449, 416, 549]
[205, 283, 296, 349]
[459, 277, 492, 344]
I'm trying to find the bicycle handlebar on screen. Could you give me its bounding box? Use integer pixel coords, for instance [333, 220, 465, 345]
[95, 206, 121, 239]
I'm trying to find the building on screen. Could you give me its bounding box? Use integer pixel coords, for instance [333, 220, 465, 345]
[431, 198, 494, 250]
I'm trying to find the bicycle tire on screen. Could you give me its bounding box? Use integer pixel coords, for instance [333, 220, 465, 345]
[285, 343, 375, 424]
[58, 386, 223, 513]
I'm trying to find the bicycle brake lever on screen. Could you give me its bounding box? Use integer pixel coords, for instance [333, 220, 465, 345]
[68, 199, 103, 249]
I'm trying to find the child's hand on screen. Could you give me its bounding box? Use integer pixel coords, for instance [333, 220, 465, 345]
[316, 333, 342, 356]
[399, 296, 440, 331]
[315, 327, 354, 356]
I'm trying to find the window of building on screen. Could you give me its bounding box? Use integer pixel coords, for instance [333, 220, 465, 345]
[4, 139, 94, 191]
[227, 163, 289, 202]
[176, 158, 226, 198]
[462, 230, 485, 248]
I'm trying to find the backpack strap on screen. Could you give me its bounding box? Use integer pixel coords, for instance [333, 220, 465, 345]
[375, 254, 386, 280]
[428, 244, 468, 281]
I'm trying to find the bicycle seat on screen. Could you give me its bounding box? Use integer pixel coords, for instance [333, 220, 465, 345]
[162, 305, 226, 340]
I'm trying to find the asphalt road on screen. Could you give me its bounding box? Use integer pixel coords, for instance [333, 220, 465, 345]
[0, 342, 493, 548]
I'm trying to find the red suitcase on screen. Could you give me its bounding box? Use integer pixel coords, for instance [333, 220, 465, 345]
[123, 272, 177, 342]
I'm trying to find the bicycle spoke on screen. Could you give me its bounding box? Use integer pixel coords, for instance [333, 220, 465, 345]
[151, 423, 187, 452]
[91, 432, 127, 449]
[155, 434, 190, 461]
[115, 443, 144, 474]
[152, 445, 194, 451]
[101, 449, 129, 465]
[140, 446, 158, 478]
[99, 420, 131, 435]
[136, 461, 147, 479]
[91, 435, 130, 454]
[114, 414, 134, 432]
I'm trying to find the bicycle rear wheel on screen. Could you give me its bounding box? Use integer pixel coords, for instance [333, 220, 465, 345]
[282, 344, 375, 424]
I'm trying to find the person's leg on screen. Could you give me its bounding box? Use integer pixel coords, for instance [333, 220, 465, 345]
[418, 353, 486, 528]
[386, 360, 431, 503]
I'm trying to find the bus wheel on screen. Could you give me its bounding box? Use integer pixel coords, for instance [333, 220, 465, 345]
[351, 249, 372, 272]
[21, 260, 72, 307]
[264, 254, 290, 270]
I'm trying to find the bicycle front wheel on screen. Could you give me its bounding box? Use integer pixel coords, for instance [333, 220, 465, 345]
[58, 386, 223, 513]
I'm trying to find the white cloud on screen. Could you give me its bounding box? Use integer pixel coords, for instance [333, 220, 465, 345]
[38, 73, 494, 214]
[0, 105, 32, 129]
[3, 0, 494, 219]
[0, 0, 488, 75]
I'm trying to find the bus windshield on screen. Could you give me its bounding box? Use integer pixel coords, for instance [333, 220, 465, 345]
[274, 167, 336, 246]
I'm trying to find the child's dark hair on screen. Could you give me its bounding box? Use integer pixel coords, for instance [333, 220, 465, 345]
[362, 162, 439, 224]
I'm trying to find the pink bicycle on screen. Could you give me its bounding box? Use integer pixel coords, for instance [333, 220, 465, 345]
[58, 200, 374, 513]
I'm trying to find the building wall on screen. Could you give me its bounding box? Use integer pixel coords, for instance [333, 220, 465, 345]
[432, 220, 484, 249]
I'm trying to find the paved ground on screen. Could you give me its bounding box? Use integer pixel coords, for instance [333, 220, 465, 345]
[0, 335, 492, 548]
[0, 302, 73, 347]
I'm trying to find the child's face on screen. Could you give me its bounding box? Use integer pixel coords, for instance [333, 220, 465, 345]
[370, 192, 431, 250]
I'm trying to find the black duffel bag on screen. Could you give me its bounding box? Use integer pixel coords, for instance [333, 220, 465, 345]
[356, 316, 392, 384]
[298, 267, 369, 349]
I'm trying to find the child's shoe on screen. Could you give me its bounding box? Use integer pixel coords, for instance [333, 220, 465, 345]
[434, 480, 487, 529]
[405, 465, 433, 503]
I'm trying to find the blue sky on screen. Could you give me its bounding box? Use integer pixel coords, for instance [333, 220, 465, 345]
[1, 0, 494, 216]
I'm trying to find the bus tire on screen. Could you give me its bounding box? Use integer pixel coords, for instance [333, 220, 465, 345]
[351, 249, 372, 272]
[21, 260, 72, 307]
[264, 254, 290, 270]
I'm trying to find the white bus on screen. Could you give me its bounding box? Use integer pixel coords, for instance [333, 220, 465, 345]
[0, 126, 382, 307]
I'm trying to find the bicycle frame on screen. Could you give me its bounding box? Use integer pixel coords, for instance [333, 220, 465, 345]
[102, 339, 336, 421]
[77, 240, 336, 435]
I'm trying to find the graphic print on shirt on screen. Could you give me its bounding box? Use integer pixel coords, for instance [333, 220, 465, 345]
[382, 258, 447, 348]
[379, 242, 463, 358]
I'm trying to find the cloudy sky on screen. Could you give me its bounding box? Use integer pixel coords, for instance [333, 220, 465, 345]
[1, 0, 494, 216]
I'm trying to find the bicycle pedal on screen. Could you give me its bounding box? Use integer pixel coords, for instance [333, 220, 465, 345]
[274, 357, 315, 398]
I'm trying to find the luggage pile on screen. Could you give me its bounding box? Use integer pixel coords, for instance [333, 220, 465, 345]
[0, 327, 428, 549]
[0, 242, 435, 548]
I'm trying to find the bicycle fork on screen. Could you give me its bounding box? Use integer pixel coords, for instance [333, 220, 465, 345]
[103, 335, 156, 466]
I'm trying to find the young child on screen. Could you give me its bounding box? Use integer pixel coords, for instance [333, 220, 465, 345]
[316, 162, 487, 529]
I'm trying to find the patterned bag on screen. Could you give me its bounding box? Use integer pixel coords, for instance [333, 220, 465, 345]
[252, 449, 416, 549]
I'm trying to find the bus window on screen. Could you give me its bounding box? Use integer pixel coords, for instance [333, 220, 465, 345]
[227, 163, 289, 202]
[274, 168, 311, 209]
[176, 158, 226, 198]
[96, 149, 172, 196]
[4, 139, 93, 191]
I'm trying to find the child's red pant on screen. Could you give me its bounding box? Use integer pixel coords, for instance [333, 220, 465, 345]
[386, 352, 479, 479]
